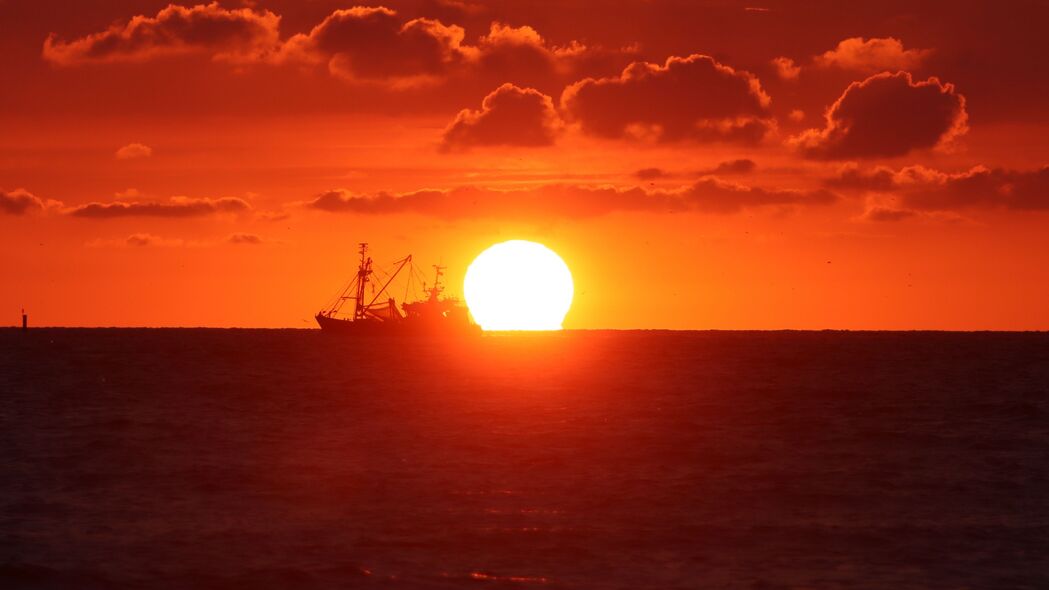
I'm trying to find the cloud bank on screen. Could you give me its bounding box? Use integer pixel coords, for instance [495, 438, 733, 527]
[306, 180, 836, 219]
[43, 3, 281, 65]
[829, 163, 1049, 213]
[68, 196, 252, 218]
[277, 7, 597, 89]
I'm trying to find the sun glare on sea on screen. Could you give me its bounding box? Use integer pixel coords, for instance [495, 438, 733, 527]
[464, 240, 574, 331]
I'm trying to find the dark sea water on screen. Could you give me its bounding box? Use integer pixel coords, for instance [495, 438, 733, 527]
[1, 329, 1048, 589]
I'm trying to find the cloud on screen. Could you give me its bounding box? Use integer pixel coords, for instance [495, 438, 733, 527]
[472, 22, 592, 86]
[279, 8, 595, 89]
[560, 54, 774, 143]
[854, 204, 968, 224]
[255, 210, 291, 222]
[910, 166, 1049, 211]
[227, 233, 264, 245]
[115, 143, 153, 160]
[43, 3, 281, 65]
[68, 196, 252, 218]
[125, 233, 185, 247]
[42, 4, 617, 94]
[305, 180, 836, 219]
[681, 178, 837, 213]
[815, 37, 931, 73]
[790, 72, 967, 159]
[859, 206, 917, 222]
[704, 159, 757, 175]
[825, 162, 899, 192]
[771, 56, 800, 80]
[441, 84, 560, 150]
[1, 189, 46, 215]
[828, 163, 1049, 211]
[279, 7, 469, 86]
[635, 168, 667, 180]
[307, 185, 654, 218]
[90, 232, 265, 247]
[635, 160, 756, 181]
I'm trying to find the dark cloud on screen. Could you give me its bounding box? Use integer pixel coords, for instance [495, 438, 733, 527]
[635, 167, 666, 180]
[634, 159, 756, 181]
[815, 37, 931, 73]
[280, 8, 601, 89]
[19, 2, 1049, 125]
[860, 206, 917, 222]
[1, 189, 46, 215]
[69, 196, 251, 219]
[704, 159, 757, 175]
[280, 7, 468, 86]
[227, 233, 264, 245]
[560, 54, 774, 143]
[441, 84, 560, 150]
[124, 233, 185, 247]
[791, 72, 968, 159]
[828, 164, 1049, 211]
[43, 3, 281, 65]
[681, 177, 837, 213]
[472, 22, 601, 88]
[125, 234, 153, 247]
[824, 163, 898, 192]
[35, 4, 630, 107]
[39, 3, 596, 90]
[307, 185, 653, 219]
[906, 166, 1049, 211]
[306, 180, 836, 219]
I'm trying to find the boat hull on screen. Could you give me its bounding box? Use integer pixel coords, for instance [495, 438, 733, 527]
[315, 313, 373, 333]
[315, 313, 480, 335]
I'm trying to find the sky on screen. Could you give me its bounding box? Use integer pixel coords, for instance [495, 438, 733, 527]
[2, 0, 1048, 329]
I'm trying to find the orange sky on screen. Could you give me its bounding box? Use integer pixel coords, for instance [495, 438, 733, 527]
[2, 0, 1048, 329]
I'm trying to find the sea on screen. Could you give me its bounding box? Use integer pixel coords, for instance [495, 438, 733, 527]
[1, 329, 1047, 589]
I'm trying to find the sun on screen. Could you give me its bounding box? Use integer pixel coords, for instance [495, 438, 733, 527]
[464, 240, 574, 331]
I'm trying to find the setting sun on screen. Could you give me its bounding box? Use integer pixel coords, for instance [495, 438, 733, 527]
[464, 240, 574, 331]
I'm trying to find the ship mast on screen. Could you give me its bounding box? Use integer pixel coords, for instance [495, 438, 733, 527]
[428, 264, 446, 301]
[319, 244, 414, 321]
[353, 243, 373, 320]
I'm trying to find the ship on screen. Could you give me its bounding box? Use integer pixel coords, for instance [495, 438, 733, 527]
[315, 243, 477, 334]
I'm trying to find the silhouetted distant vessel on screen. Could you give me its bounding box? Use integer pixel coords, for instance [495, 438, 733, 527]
[315, 243, 477, 334]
